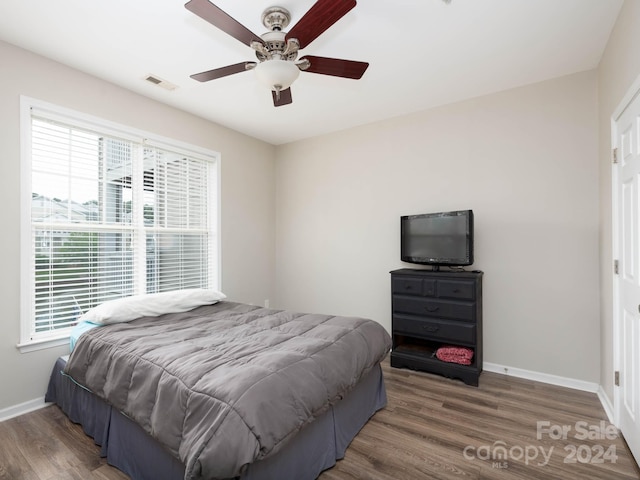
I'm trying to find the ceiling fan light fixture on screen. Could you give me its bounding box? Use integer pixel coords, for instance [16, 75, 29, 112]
[185, 0, 367, 107]
[254, 59, 300, 92]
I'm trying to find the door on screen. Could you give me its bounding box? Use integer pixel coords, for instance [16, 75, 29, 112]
[615, 89, 640, 465]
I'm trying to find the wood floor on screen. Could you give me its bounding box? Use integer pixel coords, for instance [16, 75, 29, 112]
[1, 359, 639, 480]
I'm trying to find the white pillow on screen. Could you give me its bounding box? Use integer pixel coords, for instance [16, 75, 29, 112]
[79, 288, 226, 325]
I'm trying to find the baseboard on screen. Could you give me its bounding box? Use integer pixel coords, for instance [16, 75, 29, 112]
[597, 386, 615, 424]
[483, 362, 600, 393]
[484, 362, 616, 424]
[0, 397, 49, 423]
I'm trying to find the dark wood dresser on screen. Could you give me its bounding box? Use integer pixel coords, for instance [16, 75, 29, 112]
[390, 268, 483, 386]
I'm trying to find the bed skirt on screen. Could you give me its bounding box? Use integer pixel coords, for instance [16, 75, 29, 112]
[45, 356, 387, 480]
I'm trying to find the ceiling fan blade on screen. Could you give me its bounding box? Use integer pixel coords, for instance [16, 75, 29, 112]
[190, 62, 255, 82]
[185, 0, 264, 47]
[299, 56, 368, 79]
[286, 0, 357, 49]
[272, 88, 293, 107]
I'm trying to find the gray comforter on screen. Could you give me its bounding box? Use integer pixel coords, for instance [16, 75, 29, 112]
[64, 301, 391, 480]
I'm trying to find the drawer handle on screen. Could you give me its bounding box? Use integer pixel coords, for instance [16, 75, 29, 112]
[405, 285, 413, 290]
[425, 306, 439, 313]
[422, 325, 439, 332]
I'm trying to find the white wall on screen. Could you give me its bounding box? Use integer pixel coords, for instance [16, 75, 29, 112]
[597, 0, 640, 402]
[275, 71, 600, 383]
[0, 40, 276, 411]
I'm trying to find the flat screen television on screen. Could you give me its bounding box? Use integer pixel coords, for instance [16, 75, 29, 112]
[401, 210, 474, 269]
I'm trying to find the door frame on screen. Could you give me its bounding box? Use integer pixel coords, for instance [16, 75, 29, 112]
[611, 72, 640, 432]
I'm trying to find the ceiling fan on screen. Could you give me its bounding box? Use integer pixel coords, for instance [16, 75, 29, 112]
[185, 0, 369, 107]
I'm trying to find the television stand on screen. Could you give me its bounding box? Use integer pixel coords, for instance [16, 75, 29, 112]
[389, 268, 483, 386]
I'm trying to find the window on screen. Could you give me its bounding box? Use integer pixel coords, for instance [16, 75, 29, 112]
[19, 98, 219, 350]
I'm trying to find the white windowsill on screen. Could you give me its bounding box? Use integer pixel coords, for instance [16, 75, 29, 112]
[16, 335, 70, 353]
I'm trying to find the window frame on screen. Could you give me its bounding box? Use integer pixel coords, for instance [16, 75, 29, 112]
[18, 96, 221, 352]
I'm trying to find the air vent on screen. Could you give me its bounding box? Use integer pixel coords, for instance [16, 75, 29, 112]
[144, 74, 177, 91]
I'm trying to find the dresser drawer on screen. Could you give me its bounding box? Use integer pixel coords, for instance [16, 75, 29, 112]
[392, 277, 422, 295]
[393, 295, 476, 322]
[438, 280, 476, 300]
[393, 315, 476, 344]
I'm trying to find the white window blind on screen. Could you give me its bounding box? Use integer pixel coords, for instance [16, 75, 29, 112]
[21, 100, 218, 346]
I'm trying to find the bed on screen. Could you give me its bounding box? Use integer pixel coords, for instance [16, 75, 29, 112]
[45, 296, 391, 480]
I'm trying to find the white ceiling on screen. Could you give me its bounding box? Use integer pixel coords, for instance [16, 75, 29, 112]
[0, 0, 623, 145]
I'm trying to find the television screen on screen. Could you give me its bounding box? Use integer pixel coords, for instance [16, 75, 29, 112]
[401, 210, 473, 267]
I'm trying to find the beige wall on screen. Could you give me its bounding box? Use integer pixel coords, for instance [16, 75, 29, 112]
[0, 41, 276, 410]
[597, 0, 640, 403]
[275, 71, 600, 383]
